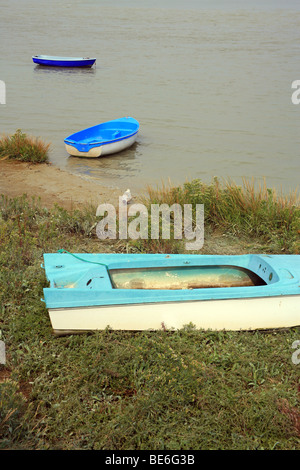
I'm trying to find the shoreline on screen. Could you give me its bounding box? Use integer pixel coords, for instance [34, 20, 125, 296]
[0, 160, 125, 210]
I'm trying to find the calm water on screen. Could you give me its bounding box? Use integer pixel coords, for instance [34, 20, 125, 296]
[1, 0, 300, 195]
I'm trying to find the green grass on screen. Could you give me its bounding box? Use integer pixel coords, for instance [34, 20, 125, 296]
[135, 177, 300, 254]
[0, 129, 50, 163]
[0, 186, 299, 450]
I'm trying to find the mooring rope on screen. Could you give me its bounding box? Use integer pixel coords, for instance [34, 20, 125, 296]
[57, 249, 109, 268]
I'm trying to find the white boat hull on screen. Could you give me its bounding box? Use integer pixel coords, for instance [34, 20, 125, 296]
[49, 295, 300, 335]
[65, 134, 137, 158]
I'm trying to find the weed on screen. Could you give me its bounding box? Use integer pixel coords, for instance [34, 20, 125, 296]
[0, 129, 50, 163]
[140, 178, 299, 253]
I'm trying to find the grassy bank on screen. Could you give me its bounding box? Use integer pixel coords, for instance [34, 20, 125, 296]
[0, 129, 50, 163]
[0, 180, 299, 450]
[134, 178, 299, 254]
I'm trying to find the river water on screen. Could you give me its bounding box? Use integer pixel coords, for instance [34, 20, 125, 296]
[1, 0, 300, 194]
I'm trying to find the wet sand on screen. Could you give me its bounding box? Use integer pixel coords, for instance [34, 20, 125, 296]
[0, 160, 123, 210]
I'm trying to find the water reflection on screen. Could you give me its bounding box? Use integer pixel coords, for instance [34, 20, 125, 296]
[65, 141, 141, 179]
[33, 65, 96, 76]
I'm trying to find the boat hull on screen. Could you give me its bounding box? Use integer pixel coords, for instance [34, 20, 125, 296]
[64, 117, 139, 158]
[49, 295, 300, 334]
[42, 253, 300, 334]
[64, 133, 138, 158]
[32, 55, 96, 67]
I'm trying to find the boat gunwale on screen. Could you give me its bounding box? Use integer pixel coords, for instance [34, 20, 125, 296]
[64, 118, 139, 149]
[64, 129, 139, 147]
[32, 55, 96, 61]
[47, 293, 300, 311]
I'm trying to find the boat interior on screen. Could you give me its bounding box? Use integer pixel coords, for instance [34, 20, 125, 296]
[47, 254, 281, 291]
[65, 119, 139, 145]
[108, 265, 266, 290]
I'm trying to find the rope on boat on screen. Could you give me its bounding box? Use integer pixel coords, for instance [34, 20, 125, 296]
[57, 249, 109, 268]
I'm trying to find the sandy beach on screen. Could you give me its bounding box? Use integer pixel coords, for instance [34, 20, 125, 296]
[0, 160, 123, 210]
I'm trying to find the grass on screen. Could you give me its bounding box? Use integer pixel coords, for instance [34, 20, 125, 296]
[0, 129, 50, 163]
[0, 182, 299, 450]
[135, 177, 300, 254]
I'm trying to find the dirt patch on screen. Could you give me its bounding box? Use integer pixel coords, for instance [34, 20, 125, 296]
[0, 160, 121, 210]
[0, 367, 32, 400]
[0, 366, 11, 382]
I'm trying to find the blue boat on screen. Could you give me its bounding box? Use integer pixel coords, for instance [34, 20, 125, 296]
[32, 55, 96, 68]
[64, 117, 139, 158]
[42, 252, 300, 334]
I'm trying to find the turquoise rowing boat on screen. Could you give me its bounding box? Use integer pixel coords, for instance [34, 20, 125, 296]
[42, 252, 300, 334]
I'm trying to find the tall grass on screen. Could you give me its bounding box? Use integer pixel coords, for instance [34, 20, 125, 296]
[138, 178, 300, 253]
[0, 129, 50, 163]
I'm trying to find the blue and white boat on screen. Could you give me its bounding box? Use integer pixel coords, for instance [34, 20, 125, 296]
[32, 55, 96, 68]
[64, 117, 139, 157]
[42, 252, 300, 334]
